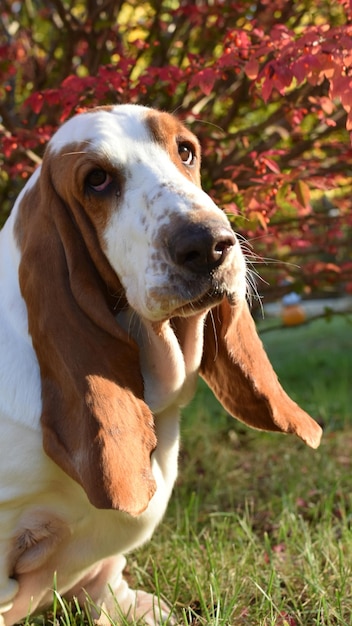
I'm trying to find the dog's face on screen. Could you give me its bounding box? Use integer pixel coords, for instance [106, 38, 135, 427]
[48, 104, 246, 322]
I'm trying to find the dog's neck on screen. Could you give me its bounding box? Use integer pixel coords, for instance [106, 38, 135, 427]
[116, 309, 206, 415]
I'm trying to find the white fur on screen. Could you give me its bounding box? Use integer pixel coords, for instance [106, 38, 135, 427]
[0, 105, 247, 625]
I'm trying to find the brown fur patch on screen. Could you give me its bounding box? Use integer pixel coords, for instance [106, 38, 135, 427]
[14, 181, 41, 249]
[200, 299, 322, 448]
[145, 110, 202, 187]
[47, 141, 124, 236]
[15, 141, 122, 254]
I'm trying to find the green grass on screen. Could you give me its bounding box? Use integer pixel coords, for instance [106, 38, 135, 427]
[25, 315, 352, 625]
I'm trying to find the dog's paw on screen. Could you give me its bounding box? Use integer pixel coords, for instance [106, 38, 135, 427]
[133, 590, 176, 625]
[96, 589, 176, 626]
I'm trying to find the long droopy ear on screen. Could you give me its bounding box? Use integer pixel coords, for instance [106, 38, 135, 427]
[17, 164, 157, 516]
[200, 298, 322, 448]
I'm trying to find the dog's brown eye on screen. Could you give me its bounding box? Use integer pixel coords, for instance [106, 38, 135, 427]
[86, 169, 112, 192]
[178, 143, 195, 166]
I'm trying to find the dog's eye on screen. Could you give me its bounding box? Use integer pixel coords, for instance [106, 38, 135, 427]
[86, 169, 112, 192]
[178, 143, 195, 166]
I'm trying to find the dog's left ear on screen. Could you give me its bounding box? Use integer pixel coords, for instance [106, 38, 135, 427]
[200, 298, 322, 448]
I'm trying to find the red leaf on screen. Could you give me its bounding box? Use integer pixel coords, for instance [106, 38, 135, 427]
[45, 89, 61, 107]
[261, 76, 274, 102]
[189, 68, 217, 96]
[26, 92, 44, 115]
[261, 156, 280, 174]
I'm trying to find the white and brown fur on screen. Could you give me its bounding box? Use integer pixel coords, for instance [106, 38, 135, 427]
[0, 104, 322, 625]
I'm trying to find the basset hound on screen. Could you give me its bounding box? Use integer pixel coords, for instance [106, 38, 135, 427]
[0, 104, 322, 625]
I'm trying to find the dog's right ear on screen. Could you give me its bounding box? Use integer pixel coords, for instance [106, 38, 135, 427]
[16, 161, 157, 517]
[200, 298, 322, 448]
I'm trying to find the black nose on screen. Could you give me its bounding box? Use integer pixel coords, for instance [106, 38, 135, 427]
[169, 221, 236, 274]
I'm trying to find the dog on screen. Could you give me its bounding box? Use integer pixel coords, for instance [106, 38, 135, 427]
[0, 104, 322, 625]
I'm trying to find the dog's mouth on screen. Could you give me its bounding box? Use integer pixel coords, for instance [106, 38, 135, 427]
[141, 262, 246, 322]
[166, 286, 238, 318]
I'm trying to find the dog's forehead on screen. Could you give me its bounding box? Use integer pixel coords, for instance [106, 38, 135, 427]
[49, 105, 147, 151]
[48, 105, 190, 160]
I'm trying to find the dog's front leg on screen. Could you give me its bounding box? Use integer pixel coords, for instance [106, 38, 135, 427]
[69, 555, 176, 626]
